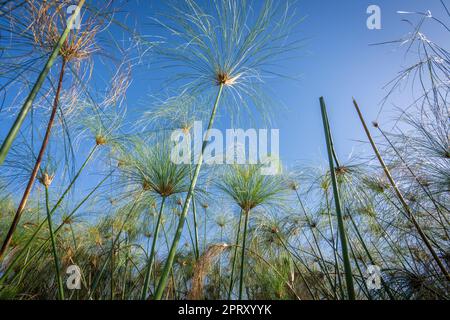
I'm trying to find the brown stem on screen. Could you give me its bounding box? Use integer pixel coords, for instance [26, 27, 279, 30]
[0, 59, 67, 261]
[352, 98, 450, 282]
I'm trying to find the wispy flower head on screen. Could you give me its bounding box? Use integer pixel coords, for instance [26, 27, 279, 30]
[216, 164, 288, 212]
[154, 0, 301, 123]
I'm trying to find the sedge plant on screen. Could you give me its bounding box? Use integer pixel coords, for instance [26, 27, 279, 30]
[152, 0, 300, 299]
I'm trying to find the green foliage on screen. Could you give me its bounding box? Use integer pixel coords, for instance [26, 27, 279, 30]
[0, 0, 448, 301]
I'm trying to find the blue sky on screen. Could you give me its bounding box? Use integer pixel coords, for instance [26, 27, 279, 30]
[1, 0, 448, 195]
[118, 0, 448, 170]
[271, 0, 447, 167]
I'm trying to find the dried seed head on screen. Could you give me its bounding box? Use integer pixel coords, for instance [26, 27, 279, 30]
[372, 121, 379, 128]
[187, 244, 230, 299]
[215, 71, 241, 86]
[28, 0, 100, 62]
[335, 166, 349, 176]
[95, 134, 107, 145]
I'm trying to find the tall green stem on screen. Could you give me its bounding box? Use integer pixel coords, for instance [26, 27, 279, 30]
[110, 225, 115, 300]
[203, 206, 208, 253]
[238, 210, 250, 300]
[121, 237, 130, 300]
[141, 196, 166, 299]
[228, 210, 243, 299]
[154, 84, 224, 300]
[218, 227, 223, 298]
[319, 97, 355, 300]
[45, 186, 64, 300]
[324, 191, 344, 299]
[192, 195, 200, 260]
[0, 0, 85, 165]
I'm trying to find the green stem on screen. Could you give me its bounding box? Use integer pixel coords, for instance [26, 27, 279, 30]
[320, 97, 355, 300]
[141, 196, 166, 299]
[45, 186, 64, 300]
[324, 191, 345, 299]
[203, 206, 207, 253]
[228, 210, 243, 299]
[192, 195, 200, 260]
[185, 213, 197, 256]
[110, 225, 115, 300]
[238, 210, 250, 300]
[122, 237, 130, 300]
[0, 0, 85, 165]
[154, 84, 224, 300]
[161, 220, 178, 299]
[218, 227, 223, 298]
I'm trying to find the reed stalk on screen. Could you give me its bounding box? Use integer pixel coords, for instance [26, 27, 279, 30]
[192, 195, 200, 260]
[228, 211, 243, 299]
[45, 185, 64, 300]
[320, 97, 356, 300]
[154, 83, 224, 300]
[238, 209, 250, 300]
[141, 196, 166, 299]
